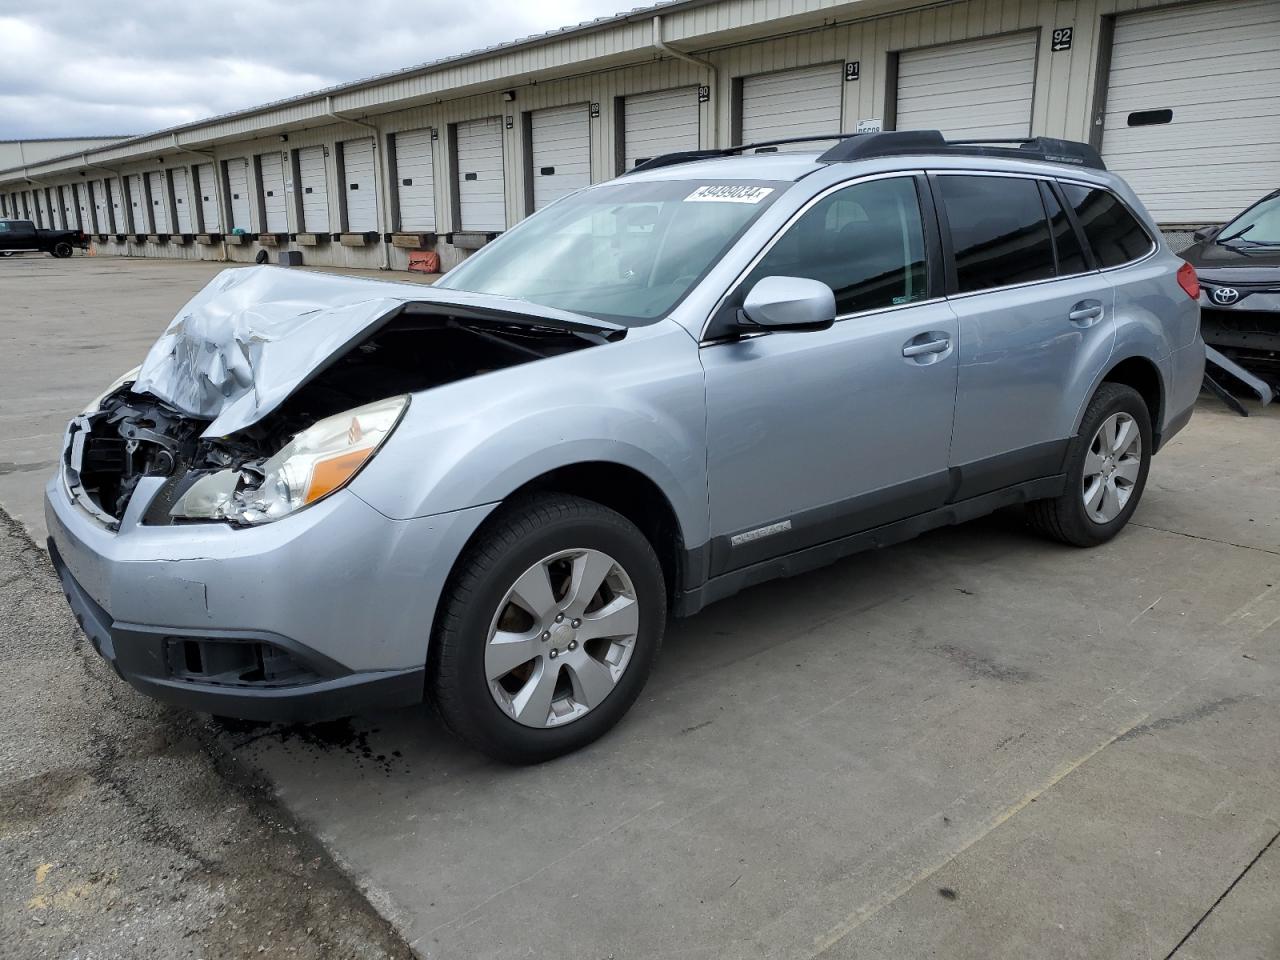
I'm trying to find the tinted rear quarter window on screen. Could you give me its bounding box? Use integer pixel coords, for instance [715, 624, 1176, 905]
[1060, 184, 1153, 268]
[937, 175, 1055, 293]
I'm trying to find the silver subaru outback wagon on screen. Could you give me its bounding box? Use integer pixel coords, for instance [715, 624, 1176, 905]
[47, 131, 1205, 763]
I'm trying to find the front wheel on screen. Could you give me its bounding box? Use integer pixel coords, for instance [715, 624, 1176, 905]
[51, 242, 74, 258]
[431, 493, 666, 763]
[1027, 383, 1152, 547]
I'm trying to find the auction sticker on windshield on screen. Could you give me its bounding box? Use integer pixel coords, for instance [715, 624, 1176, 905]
[685, 185, 774, 203]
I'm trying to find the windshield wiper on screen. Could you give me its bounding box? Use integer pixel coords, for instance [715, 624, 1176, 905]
[1217, 223, 1255, 244]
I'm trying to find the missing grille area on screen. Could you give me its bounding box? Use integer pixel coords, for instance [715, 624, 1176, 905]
[165, 637, 322, 688]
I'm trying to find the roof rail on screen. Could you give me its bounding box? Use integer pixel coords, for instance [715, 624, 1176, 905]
[630, 130, 1107, 175]
[628, 133, 856, 173]
[818, 132, 1106, 169]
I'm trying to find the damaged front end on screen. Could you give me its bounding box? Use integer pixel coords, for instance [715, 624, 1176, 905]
[63, 266, 619, 529]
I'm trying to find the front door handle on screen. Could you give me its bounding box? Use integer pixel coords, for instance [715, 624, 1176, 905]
[1069, 300, 1104, 326]
[902, 335, 951, 359]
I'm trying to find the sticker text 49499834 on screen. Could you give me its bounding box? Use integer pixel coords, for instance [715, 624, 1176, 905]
[684, 185, 775, 204]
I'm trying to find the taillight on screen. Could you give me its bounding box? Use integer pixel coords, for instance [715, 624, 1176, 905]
[1177, 261, 1199, 300]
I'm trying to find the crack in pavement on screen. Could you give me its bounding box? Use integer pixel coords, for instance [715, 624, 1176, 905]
[1131, 522, 1280, 558]
[1163, 827, 1280, 960]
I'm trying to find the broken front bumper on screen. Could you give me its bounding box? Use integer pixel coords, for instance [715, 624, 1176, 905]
[45, 474, 495, 722]
[1198, 285, 1280, 391]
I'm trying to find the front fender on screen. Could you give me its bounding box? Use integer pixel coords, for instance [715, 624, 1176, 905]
[349, 322, 710, 548]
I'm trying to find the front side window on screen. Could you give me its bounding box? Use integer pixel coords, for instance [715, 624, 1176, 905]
[437, 179, 785, 325]
[739, 176, 929, 315]
[937, 175, 1056, 293]
[1060, 184, 1153, 268]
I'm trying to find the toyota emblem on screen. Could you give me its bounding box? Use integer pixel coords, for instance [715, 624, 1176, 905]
[1211, 287, 1241, 305]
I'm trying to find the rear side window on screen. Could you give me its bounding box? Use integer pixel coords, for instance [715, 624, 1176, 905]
[742, 176, 929, 315]
[1043, 185, 1088, 275]
[937, 175, 1055, 293]
[1060, 184, 1153, 268]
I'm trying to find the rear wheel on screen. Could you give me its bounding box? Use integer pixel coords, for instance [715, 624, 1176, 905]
[51, 241, 74, 258]
[1027, 383, 1152, 547]
[431, 493, 665, 763]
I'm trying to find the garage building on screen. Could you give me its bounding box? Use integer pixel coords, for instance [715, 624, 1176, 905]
[3, 0, 1273, 268]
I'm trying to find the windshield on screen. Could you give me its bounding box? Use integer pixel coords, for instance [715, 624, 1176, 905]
[1218, 193, 1280, 245]
[436, 179, 787, 324]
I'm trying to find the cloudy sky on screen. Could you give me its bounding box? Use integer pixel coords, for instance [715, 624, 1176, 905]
[0, 0, 632, 139]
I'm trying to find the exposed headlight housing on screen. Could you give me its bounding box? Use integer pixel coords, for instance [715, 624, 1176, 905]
[82, 365, 141, 415]
[170, 395, 409, 525]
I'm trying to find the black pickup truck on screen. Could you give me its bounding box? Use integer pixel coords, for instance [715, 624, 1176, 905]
[0, 219, 87, 258]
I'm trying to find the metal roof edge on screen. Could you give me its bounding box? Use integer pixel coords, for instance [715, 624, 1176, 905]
[0, 0, 718, 179]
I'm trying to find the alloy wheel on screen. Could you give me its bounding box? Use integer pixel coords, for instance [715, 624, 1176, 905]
[1081, 412, 1142, 524]
[485, 548, 640, 728]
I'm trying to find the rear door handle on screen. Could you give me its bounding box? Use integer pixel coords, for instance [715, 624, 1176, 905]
[1069, 300, 1104, 326]
[902, 336, 951, 358]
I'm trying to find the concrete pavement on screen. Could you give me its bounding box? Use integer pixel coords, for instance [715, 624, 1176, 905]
[1, 255, 1277, 959]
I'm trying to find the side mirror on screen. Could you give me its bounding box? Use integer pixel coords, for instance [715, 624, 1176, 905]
[740, 276, 836, 332]
[1193, 225, 1220, 242]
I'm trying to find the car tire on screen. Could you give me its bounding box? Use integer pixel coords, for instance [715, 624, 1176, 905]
[430, 493, 666, 764]
[52, 242, 74, 258]
[1027, 383, 1152, 547]
[1, 251, 13, 257]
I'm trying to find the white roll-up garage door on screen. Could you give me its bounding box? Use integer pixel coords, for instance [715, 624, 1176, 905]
[33, 190, 46, 227]
[258, 152, 288, 233]
[60, 186, 76, 229]
[94, 181, 111, 232]
[622, 87, 700, 171]
[295, 146, 329, 232]
[128, 175, 147, 232]
[74, 183, 91, 231]
[454, 117, 506, 232]
[1101, 0, 1280, 224]
[895, 33, 1036, 139]
[146, 171, 170, 232]
[740, 64, 843, 151]
[171, 168, 194, 233]
[341, 138, 377, 232]
[225, 158, 252, 232]
[394, 129, 435, 231]
[194, 164, 220, 232]
[108, 180, 124, 232]
[529, 104, 591, 212]
[71, 183, 87, 231]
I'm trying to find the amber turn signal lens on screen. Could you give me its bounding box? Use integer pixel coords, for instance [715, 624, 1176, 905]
[304, 446, 374, 504]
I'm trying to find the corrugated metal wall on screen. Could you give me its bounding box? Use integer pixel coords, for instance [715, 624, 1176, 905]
[19, 0, 1237, 267]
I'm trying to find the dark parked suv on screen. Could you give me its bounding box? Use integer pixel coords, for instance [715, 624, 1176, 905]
[0, 218, 87, 258]
[1181, 189, 1280, 393]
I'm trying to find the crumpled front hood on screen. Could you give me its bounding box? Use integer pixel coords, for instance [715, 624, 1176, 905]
[131, 265, 617, 438]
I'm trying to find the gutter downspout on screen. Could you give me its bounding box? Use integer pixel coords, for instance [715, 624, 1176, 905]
[652, 15, 719, 148]
[172, 134, 229, 261]
[325, 96, 391, 270]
